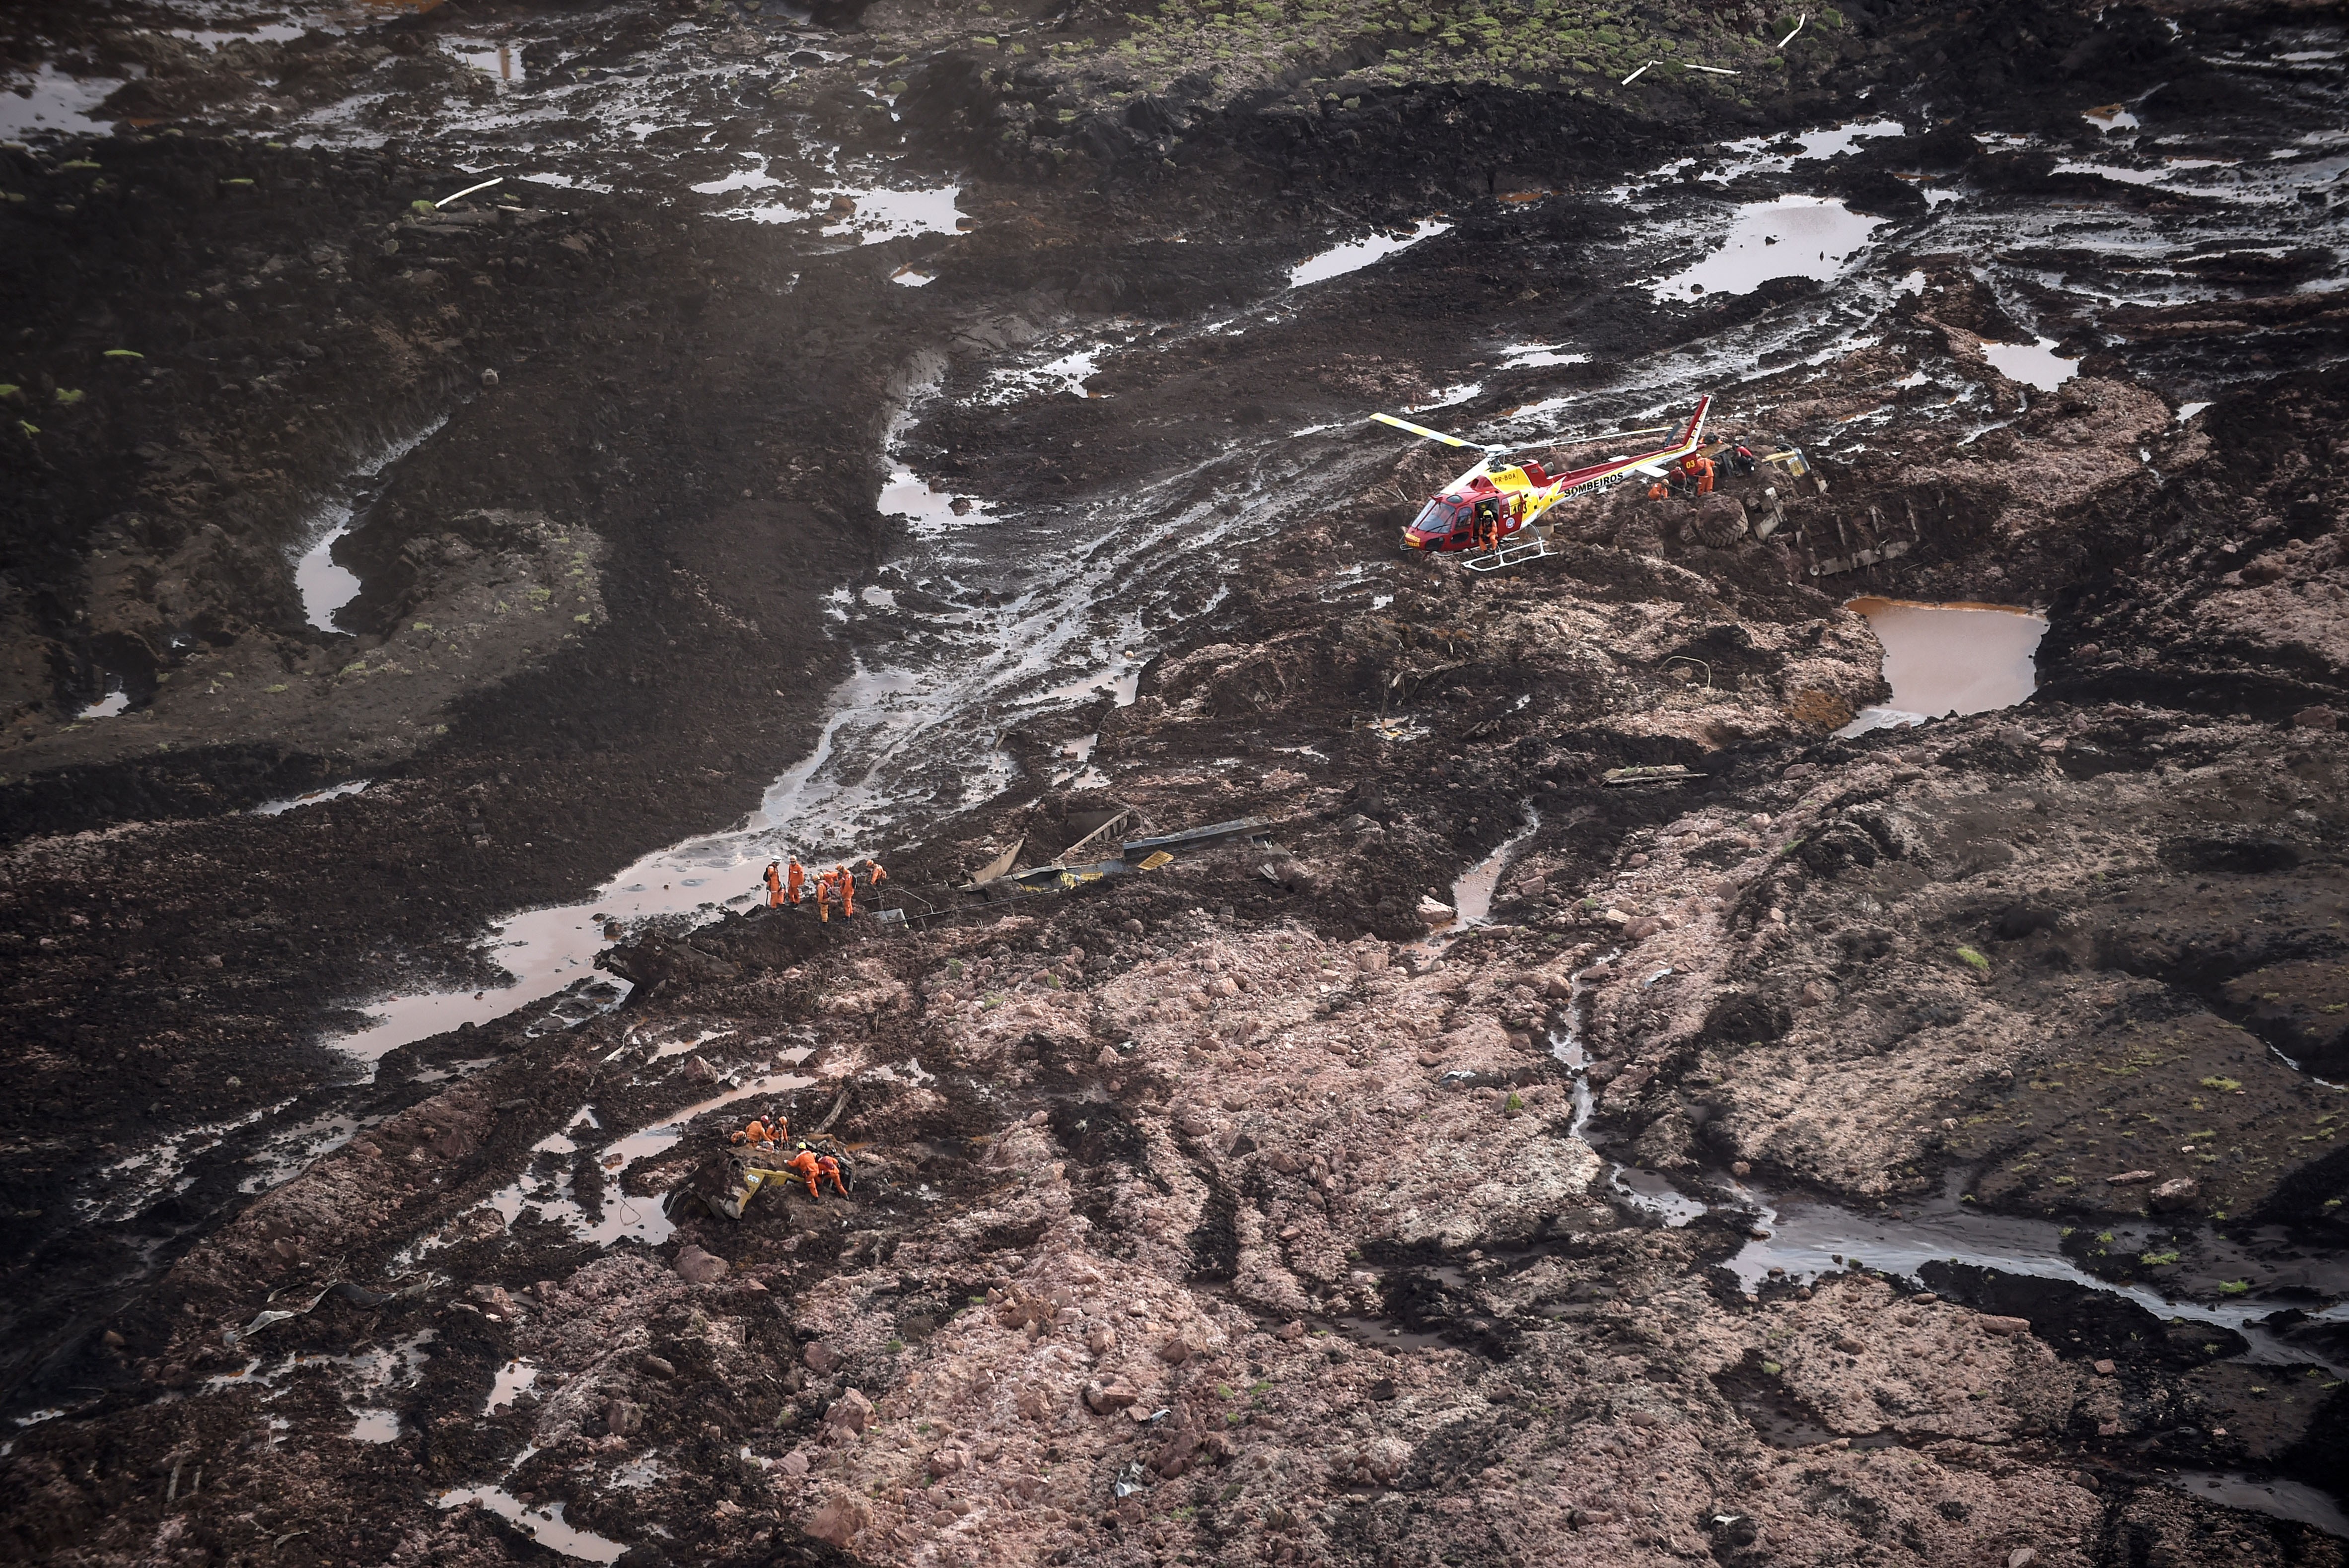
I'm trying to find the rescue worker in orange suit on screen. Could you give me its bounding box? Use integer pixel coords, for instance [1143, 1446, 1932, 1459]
[783, 1147, 850, 1198]
[1680, 451, 1716, 495]
[865, 858, 887, 891]
[786, 856, 806, 906]
[764, 861, 784, 908]
[837, 863, 855, 919]
[816, 869, 837, 922]
[732, 1115, 785, 1147]
[1647, 478, 1670, 501]
[1472, 495, 1500, 553]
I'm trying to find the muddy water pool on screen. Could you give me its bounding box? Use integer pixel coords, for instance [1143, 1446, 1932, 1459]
[1837, 597, 2048, 735]
[291, 416, 449, 632]
[1444, 813, 1543, 929]
[2163, 1471, 2349, 1540]
[1288, 219, 1452, 289]
[1649, 195, 1884, 303]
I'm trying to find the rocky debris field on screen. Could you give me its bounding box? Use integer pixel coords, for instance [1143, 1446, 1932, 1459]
[5, 0, 2349, 1564]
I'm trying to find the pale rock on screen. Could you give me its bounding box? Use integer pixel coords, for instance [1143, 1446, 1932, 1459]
[674, 1244, 729, 1285]
[805, 1496, 868, 1547]
[826, 1387, 874, 1433]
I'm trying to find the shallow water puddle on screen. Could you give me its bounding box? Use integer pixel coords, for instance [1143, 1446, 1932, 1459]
[1498, 343, 1590, 370]
[1724, 1181, 2346, 1360]
[2163, 1471, 2349, 1540]
[350, 1408, 401, 1442]
[0, 64, 124, 140]
[820, 183, 964, 244]
[1979, 336, 2081, 392]
[76, 686, 131, 720]
[690, 157, 788, 197]
[983, 346, 1104, 404]
[1653, 196, 1884, 302]
[252, 779, 370, 816]
[485, 1358, 538, 1414]
[1446, 812, 1542, 928]
[1288, 220, 1451, 289]
[435, 1486, 625, 1563]
[1841, 597, 2047, 728]
[293, 417, 450, 632]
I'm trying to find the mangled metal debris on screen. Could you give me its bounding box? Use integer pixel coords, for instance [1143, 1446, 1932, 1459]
[1602, 764, 1707, 787]
[960, 811, 1272, 903]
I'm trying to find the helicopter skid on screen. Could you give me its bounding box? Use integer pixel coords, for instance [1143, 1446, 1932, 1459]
[1460, 531, 1559, 574]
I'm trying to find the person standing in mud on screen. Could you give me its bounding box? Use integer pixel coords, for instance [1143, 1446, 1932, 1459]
[837, 862, 855, 919]
[764, 860, 784, 908]
[816, 867, 837, 922]
[786, 855, 806, 907]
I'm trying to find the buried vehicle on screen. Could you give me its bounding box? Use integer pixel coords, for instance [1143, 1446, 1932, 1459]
[668, 1134, 857, 1222]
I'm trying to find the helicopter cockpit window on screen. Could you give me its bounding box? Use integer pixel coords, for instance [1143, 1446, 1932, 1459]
[1413, 498, 1468, 536]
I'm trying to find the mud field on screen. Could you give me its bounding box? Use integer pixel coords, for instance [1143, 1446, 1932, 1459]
[4, 0, 2349, 1563]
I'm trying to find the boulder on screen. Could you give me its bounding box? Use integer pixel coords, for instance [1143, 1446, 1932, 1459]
[1363, 1435, 1412, 1482]
[1417, 895, 1457, 928]
[803, 1341, 844, 1375]
[804, 1496, 868, 1547]
[2149, 1176, 2200, 1212]
[2104, 1169, 2157, 1185]
[1082, 1380, 1139, 1414]
[674, 1244, 729, 1285]
[825, 1388, 873, 1433]
[1978, 1315, 2033, 1338]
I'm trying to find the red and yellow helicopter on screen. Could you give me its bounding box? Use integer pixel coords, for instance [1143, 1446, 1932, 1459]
[1375, 395, 1714, 564]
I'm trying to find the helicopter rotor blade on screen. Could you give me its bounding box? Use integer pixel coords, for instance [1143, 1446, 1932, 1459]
[1371, 412, 1498, 451]
[1495, 422, 1675, 453]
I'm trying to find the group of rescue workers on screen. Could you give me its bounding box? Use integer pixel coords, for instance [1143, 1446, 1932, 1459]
[762, 856, 886, 923]
[1646, 437, 1761, 501]
[727, 1112, 851, 1199]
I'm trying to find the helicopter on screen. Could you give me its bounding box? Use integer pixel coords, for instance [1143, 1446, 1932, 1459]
[1374, 395, 1716, 563]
